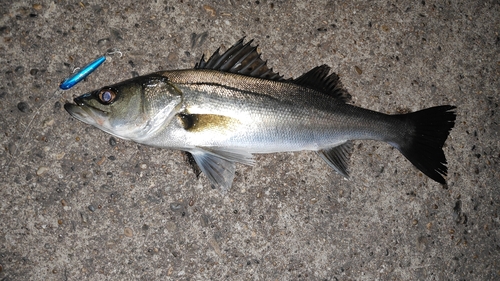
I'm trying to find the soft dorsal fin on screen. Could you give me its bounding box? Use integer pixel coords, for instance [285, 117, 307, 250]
[195, 38, 285, 81]
[292, 65, 351, 103]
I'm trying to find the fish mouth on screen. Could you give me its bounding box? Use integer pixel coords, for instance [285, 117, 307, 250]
[64, 96, 108, 127]
[64, 103, 95, 124]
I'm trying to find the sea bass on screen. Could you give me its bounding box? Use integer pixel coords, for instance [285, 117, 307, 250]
[64, 38, 456, 191]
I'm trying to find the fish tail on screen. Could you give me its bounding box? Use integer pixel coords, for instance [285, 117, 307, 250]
[392, 105, 456, 184]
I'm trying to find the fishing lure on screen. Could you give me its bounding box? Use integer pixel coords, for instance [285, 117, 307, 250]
[59, 55, 106, 90]
[7, 55, 106, 172]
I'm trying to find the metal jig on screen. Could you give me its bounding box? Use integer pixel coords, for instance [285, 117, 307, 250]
[59, 55, 106, 90]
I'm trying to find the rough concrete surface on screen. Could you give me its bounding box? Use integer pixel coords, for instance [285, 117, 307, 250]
[1, 1, 499, 280]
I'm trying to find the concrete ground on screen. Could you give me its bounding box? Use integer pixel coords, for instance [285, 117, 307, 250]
[1, 1, 499, 280]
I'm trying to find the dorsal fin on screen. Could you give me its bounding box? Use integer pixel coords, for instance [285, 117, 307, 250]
[195, 38, 285, 81]
[292, 65, 351, 103]
[195, 38, 351, 102]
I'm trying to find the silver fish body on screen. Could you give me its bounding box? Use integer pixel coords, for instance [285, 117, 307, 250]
[136, 70, 395, 150]
[65, 39, 456, 191]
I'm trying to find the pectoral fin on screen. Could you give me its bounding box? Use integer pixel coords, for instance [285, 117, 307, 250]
[202, 147, 255, 165]
[317, 141, 353, 178]
[189, 148, 254, 192]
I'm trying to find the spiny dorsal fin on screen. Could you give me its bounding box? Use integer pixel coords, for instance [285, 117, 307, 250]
[195, 38, 285, 81]
[292, 65, 351, 103]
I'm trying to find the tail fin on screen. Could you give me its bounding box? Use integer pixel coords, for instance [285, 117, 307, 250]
[394, 105, 456, 184]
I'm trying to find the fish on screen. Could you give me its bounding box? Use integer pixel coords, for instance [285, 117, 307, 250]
[64, 38, 456, 191]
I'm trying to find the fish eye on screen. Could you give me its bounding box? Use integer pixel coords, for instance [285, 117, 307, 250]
[98, 88, 116, 104]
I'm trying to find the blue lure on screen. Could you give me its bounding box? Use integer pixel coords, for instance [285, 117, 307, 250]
[59, 55, 106, 90]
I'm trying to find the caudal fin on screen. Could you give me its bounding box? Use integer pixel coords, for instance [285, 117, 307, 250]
[394, 105, 456, 184]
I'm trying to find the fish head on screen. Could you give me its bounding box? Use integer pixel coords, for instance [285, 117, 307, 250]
[64, 74, 183, 141]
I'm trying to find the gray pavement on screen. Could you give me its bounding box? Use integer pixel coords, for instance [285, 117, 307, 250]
[1, 1, 499, 280]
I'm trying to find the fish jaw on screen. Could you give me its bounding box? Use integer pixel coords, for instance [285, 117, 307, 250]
[63, 100, 130, 140]
[64, 101, 108, 127]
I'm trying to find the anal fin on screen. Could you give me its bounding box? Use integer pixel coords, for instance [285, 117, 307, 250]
[317, 141, 353, 178]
